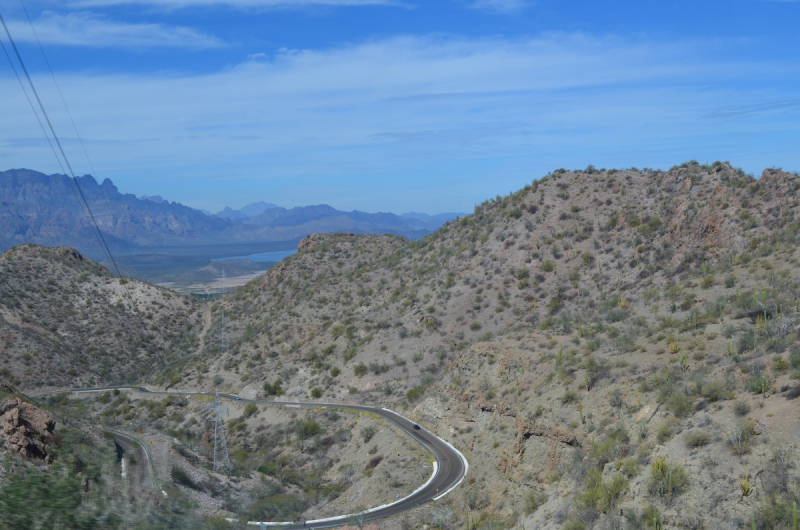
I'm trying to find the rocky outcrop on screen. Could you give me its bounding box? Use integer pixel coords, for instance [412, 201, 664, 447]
[1, 398, 55, 461]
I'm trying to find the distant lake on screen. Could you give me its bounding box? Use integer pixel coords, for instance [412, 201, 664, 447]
[211, 249, 297, 263]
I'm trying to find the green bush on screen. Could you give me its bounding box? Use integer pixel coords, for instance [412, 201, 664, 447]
[361, 425, 377, 443]
[790, 347, 800, 369]
[524, 490, 546, 515]
[684, 430, 711, 448]
[647, 461, 690, 498]
[310, 388, 322, 398]
[700, 275, 715, 289]
[0, 464, 87, 528]
[249, 494, 304, 522]
[406, 385, 426, 402]
[263, 379, 284, 396]
[665, 392, 693, 418]
[171, 465, 200, 490]
[548, 298, 561, 314]
[732, 400, 751, 416]
[542, 260, 555, 273]
[577, 469, 629, 511]
[469, 322, 482, 331]
[243, 403, 258, 418]
[639, 217, 662, 236]
[725, 275, 736, 288]
[353, 364, 368, 377]
[560, 390, 578, 404]
[296, 420, 322, 439]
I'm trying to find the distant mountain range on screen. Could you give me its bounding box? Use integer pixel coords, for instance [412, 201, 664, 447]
[0, 169, 464, 257]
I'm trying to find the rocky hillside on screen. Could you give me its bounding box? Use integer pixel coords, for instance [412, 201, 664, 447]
[0, 244, 202, 389]
[169, 161, 800, 529]
[4, 160, 800, 529]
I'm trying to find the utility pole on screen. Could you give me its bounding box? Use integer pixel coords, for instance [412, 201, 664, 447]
[209, 391, 231, 473]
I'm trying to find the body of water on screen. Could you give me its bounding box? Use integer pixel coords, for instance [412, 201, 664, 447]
[210, 249, 297, 263]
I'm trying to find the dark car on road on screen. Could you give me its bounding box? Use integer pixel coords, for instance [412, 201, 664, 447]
[413, 424, 421, 430]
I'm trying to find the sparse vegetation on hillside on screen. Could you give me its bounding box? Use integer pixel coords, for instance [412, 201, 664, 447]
[5, 161, 800, 528]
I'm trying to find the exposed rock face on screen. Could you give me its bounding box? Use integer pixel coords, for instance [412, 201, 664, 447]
[1, 398, 55, 461]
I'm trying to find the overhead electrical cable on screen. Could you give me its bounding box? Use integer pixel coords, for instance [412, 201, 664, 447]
[18, 0, 139, 272]
[0, 9, 121, 276]
[0, 8, 174, 378]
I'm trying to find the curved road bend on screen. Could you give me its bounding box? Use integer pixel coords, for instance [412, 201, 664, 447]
[39, 386, 469, 529]
[112, 429, 152, 491]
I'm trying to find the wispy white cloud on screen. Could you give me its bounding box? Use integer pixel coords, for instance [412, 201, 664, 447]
[67, 0, 403, 9]
[3, 12, 223, 48]
[0, 34, 797, 212]
[467, 0, 528, 13]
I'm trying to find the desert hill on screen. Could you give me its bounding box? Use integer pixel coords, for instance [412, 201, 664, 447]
[3, 161, 800, 529]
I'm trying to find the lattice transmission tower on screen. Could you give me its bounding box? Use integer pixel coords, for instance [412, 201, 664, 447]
[209, 391, 231, 472]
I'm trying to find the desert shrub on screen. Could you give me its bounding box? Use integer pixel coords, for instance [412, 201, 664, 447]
[366, 455, 383, 469]
[732, 400, 751, 416]
[353, 364, 367, 377]
[310, 388, 322, 398]
[577, 468, 629, 511]
[548, 298, 561, 314]
[700, 380, 734, 402]
[639, 217, 662, 236]
[542, 260, 555, 273]
[738, 330, 755, 353]
[406, 385, 425, 402]
[756, 493, 797, 529]
[700, 275, 715, 289]
[790, 347, 800, 369]
[647, 460, 690, 498]
[263, 379, 284, 396]
[684, 430, 711, 448]
[665, 392, 693, 418]
[725, 275, 736, 288]
[296, 420, 322, 439]
[361, 425, 377, 443]
[470, 322, 482, 331]
[243, 403, 258, 418]
[620, 457, 640, 477]
[330, 366, 341, 377]
[655, 418, 680, 444]
[249, 494, 304, 522]
[524, 490, 547, 515]
[560, 390, 578, 404]
[592, 427, 630, 466]
[0, 464, 95, 528]
[171, 466, 199, 490]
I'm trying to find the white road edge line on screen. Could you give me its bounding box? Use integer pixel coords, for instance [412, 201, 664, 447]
[56, 387, 467, 525]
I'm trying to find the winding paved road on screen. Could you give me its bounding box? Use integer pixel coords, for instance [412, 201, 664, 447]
[40, 386, 468, 529]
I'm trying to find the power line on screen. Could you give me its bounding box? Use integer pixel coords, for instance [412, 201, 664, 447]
[0, 9, 121, 277]
[17, 0, 140, 273]
[0, 10, 170, 379]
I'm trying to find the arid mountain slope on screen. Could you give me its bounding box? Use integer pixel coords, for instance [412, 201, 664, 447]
[0, 245, 202, 388]
[186, 162, 795, 402]
[4, 161, 800, 530]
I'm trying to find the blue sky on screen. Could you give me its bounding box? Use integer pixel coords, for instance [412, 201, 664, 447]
[1, 0, 799, 214]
